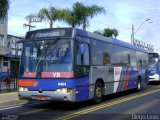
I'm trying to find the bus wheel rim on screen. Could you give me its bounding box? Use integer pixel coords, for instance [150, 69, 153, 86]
[138, 82, 141, 90]
[96, 87, 102, 98]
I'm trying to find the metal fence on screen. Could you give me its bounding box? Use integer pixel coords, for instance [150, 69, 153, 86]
[0, 73, 18, 92]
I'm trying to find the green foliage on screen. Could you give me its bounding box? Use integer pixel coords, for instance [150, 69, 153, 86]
[61, 8, 81, 28]
[62, 2, 105, 30]
[25, 13, 38, 22]
[103, 28, 119, 38]
[25, 2, 106, 30]
[38, 6, 63, 28]
[0, 0, 9, 18]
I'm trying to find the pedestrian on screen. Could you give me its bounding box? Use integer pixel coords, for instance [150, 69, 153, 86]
[4, 76, 12, 91]
[3, 69, 12, 92]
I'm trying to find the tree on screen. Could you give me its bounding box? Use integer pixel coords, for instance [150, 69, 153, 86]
[103, 28, 119, 38]
[94, 30, 103, 35]
[77, 2, 105, 30]
[61, 8, 81, 28]
[25, 13, 38, 22]
[0, 0, 9, 18]
[63, 2, 105, 30]
[38, 6, 63, 28]
[112, 28, 119, 38]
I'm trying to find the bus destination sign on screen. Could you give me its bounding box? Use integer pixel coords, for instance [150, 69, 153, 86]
[26, 28, 73, 39]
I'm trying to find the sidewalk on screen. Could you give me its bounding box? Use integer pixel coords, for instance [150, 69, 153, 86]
[0, 92, 28, 108]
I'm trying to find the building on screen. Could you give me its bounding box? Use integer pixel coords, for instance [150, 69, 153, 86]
[131, 39, 154, 52]
[0, 15, 8, 72]
[0, 14, 23, 75]
[0, 16, 8, 55]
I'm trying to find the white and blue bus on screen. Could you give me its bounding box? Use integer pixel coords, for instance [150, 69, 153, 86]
[148, 52, 160, 82]
[18, 28, 148, 103]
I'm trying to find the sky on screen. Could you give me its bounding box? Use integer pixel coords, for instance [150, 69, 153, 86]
[8, 0, 160, 52]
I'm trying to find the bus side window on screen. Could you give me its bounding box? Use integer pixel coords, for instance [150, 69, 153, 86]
[77, 43, 89, 65]
[103, 53, 110, 65]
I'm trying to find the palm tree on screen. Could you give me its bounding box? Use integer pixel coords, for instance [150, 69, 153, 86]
[61, 8, 81, 28]
[103, 28, 119, 38]
[78, 2, 105, 30]
[25, 13, 38, 22]
[0, 0, 9, 18]
[38, 6, 63, 28]
[63, 2, 105, 30]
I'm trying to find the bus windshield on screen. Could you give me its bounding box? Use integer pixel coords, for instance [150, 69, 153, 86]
[149, 56, 158, 67]
[20, 39, 73, 78]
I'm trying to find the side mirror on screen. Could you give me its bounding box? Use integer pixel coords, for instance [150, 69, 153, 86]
[80, 43, 85, 54]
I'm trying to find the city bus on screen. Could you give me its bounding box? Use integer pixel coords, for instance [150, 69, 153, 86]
[18, 28, 149, 103]
[148, 52, 160, 82]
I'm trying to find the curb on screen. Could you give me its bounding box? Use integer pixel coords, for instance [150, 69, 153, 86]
[0, 99, 29, 108]
[0, 91, 17, 95]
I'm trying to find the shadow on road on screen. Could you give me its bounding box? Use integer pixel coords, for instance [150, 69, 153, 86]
[22, 89, 141, 111]
[16, 87, 154, 120]
[148, 81, 160, 86]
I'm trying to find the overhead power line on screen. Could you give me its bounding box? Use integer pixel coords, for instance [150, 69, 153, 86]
[24, 17, 42, 31]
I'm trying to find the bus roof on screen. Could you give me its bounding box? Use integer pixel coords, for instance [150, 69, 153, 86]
[75, 28, 148, 53]
[25, 27, 148, 53]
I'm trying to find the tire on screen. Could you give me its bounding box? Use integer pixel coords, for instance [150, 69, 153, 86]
[93, 81, 103, 104]
[136, 79, 142, 92]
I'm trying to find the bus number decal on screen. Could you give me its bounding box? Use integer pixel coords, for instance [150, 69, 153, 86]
[58, 82, 67, 86]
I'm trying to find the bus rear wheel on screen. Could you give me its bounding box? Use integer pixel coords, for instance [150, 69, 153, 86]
[93, 81, 103, 104]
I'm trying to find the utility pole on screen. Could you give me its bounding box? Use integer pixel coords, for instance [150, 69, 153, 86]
[131, 24, 134, 44]
[131, 19, 150, 44]
[131, 19, 154, 52]
[24, 17, 41, 31]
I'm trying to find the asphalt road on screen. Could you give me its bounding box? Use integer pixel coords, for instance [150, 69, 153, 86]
[0, 82, 160, 120]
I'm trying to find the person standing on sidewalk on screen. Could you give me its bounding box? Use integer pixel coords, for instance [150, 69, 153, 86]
[4, 69, 12, 91]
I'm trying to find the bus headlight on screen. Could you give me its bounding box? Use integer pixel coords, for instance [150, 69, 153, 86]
[56, 88, 73, 93]
[19, 87, 28, 92]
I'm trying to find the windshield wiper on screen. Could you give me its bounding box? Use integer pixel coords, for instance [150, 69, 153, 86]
[44, 38, 60, 50]
[35, 38, 61, 74]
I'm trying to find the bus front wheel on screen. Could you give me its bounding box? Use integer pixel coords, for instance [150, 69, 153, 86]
[93, 81, 103, 104]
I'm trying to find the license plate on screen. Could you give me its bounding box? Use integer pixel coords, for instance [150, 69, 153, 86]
[36, 96, 46, 101]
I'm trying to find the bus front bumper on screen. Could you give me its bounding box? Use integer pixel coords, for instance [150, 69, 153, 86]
[18, 90, 76, 102]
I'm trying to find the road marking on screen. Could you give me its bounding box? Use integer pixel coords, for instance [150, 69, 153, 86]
[55, 89, 160, 120]
[0, 105, 22, 111]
